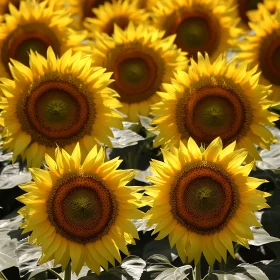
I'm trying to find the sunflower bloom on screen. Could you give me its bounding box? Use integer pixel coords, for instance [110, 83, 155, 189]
[0, 47, 123, 167]
[151, 53, 278, 160]
[151, 0, 241, 60]
[0, 0, 86, 78]
[238, 9, 280, 103]
[18, 143, 144, 275]
[233, 0, 264, 27]
[146, 137, 270, 265]
[247, 0, 279, 22]
[68, 0, 113, 29]
[84, 0, 150, 37]
[90, 22, 188, 122]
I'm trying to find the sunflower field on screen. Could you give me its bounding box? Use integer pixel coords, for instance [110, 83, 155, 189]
[1, 0, 280, 279]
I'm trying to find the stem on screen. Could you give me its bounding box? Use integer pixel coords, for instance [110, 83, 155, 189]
[64, 262, 71, 280]
[0, 271, 8, 280]
[47, 269, 63, 280]
[195, 261, 201, 280]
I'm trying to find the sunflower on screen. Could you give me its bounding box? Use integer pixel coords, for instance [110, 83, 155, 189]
[151, 0, 241, 61]
[90, 22, 188, 122]
[135, 0, 158, 10]
[0, 0, 86, 78]
[151, 53, 278, 160]
[17, 143, 144, 275]
[238, 9, 280, 103]
[233, 0, 263, 26]
[146, 137, 270, 265]
[247, 0, 279, 22]
[0, 47, 123, 167]
[84, 0, 150, 37]
[68, 0, 113, 30]
[0, 0, 65, 15]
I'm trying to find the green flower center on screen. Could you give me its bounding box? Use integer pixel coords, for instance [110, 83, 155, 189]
[14, 37, 49, 67]
[112, 49, 159, 103]
[63, 188, 102, 225]
[171, 11, 219, 58]
[119, 58, 149, 87]
[184, 177, 224, 216]
[36, 89, 78, 130]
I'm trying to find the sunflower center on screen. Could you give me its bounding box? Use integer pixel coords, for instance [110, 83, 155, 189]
[170, 162, 239, 234]
[260, 37, 280, 85]
[105, 16, 130, 36]
[47, 173, 117, 244]
[170, 11, 219, 58]
[112, 49, 159, 103]
[181, 86, 247, 145]
[18, 76, 95, 147]
[238, 0, 263, 23]
[2, 24, 60, 74]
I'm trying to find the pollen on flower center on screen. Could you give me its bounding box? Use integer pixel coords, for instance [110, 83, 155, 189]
[170, 11, 219, 58]
[47, 173, 118, 244]
[170, 162, 240, 235]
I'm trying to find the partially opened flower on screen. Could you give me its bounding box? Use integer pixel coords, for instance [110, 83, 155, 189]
[146, 137, 270, 265]
[90, 22, 188, 122]
[0, 47, 122, 167]
[238, 9, 280, 103]
[0, 0, 86, 78]
[18, 143, 144, 275]
[151, 0, 241, 60]
[151, 53, 277, 160]
[84, 0, 150, 37]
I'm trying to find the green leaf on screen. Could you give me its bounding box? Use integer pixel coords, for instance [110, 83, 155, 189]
[254, 260, 280, 280]
[0, 210, 24, 271]
[120, 255, 146, 280]
[142, 254, 174, 279]
[138, 115, 153, 130]
[110, 128, 144, 148]
[249, 227, 280, 246]
[0, 163, 31, 189]
[16, 238, 53, 278]
[85, 256, 145, 280]
[155, 265, 193, 280]
[207, 264, 269, 280]
[143, 239, 178, 261]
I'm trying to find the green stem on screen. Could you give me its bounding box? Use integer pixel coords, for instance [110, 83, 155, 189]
[64, 262, 71, 280]
[47, 269, 63, 280]
[195, 261, 201, 280]
[0, 271, 8, 280]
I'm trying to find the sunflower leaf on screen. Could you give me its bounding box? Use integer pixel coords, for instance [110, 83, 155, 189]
[15, 238, 54, 278]
[0, 163, 31, 190]
[249, 227, 280, 246]
[253, 260, 280, 280]
[110, 128, 144, 149]
[207, 264, 269, 280]
[154, 265, 193, 280]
